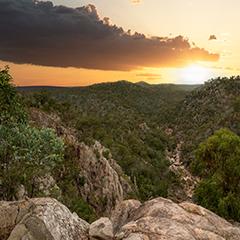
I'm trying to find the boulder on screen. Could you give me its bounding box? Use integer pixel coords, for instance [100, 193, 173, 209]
[0, 198, 89, 240]
[114, 197, 240, 240]
[89, 217, 114, 240]
[1, 197, 240, 240]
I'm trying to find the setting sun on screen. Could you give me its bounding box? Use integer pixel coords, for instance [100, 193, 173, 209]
[180, 65, 212, 84]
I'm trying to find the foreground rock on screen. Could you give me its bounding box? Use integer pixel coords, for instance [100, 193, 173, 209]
[0, 198, 89, 240]
[113, 197, 240, 240]
[1, 197, 240, 240]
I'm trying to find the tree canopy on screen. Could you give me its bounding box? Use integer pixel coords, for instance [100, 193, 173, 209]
[193, 128, 240, 221]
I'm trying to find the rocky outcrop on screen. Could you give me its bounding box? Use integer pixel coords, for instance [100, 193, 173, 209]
[1, 197, 240, 240]
[112, 197, 240, 240]
[167, 141, 199, 202]
[77, 141, 132, 215]
[30, 109, 133, 215]
[0, 198, 89, 240]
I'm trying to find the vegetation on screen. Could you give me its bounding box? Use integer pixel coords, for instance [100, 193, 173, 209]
[22, 81, 188, 200]
[2, 68, 240, 222]
[0, 124, 64, 199]
[0, 67, 64, 200]
[0, 67, 27, 124]
[53, 145, 97, 222]
[175, 76, 240, 166]
[193, 128, 240, 221]
[0, 68, 97, 221]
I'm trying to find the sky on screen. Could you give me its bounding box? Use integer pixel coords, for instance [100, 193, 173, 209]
[0, 0, 239, 86]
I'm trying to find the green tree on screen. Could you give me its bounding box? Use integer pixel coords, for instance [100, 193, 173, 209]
[193, 128, 240, 221]
[0, 124, 64, 199]
[0, 66, 27, 124]
[0, 68, 65, 200]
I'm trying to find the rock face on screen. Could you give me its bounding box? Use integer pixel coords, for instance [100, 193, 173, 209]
[77, 141, 132, 215]
[112, 197, 240, 240]
[30, 109, 133, 215]
[0, 198, 89, 240]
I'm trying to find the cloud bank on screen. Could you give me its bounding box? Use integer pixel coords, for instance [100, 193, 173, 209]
[0, 0, 219, 71]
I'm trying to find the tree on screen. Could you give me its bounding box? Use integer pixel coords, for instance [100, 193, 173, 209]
[0, 123, 64, 200]
[0, 68, 64, 200]
[0, 66, 27, 124]
[193, 128, 240, 221]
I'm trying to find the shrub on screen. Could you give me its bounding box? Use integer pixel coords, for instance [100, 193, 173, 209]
[0, 124, 64, 199]
[193, 128, 240, 221]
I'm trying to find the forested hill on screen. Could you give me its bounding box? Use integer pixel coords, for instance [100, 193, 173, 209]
[175, 76, 240, 165]
[19, 81, 199, 202]
[19, 81, 198, 123]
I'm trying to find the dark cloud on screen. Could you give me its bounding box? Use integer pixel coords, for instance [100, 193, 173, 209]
[209, 35, 217, 41]
[0, 0, 219, 71]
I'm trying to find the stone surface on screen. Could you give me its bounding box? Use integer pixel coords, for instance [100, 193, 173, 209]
[1, 197, 240, 240]
[89, 217, 114, 240]
[113, 197, 240, 240]
[0, 198, 89, 240]
[77, 141, 132, 215]
[111, 199, 141, 233]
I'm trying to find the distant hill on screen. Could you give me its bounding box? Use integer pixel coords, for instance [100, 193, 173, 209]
[19, 81, 199, 124]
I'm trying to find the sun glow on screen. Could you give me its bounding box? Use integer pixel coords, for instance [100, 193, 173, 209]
[180, 64, 212, 84]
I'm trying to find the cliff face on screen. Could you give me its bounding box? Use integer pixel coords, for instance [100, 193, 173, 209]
[1, 197, 240, 240]
[29, 108, 133, 215]
[74, 141, 132, 214]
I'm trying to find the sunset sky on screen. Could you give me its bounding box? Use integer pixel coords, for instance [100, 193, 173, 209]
[0, 0, 239, 86]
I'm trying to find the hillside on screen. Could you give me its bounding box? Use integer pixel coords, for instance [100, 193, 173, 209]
[19, 78, 240, 206]
[19, 80, 197, 123]
[175, 76, 240, 166]
[20, 81, 198, 202]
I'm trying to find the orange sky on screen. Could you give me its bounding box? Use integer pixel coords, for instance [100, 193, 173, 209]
[1, 0, 240, 86]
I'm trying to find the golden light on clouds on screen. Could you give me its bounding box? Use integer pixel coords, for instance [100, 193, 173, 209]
[3, 0, 239, 86]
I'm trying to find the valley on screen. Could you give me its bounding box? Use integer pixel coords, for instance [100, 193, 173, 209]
[1, 69, 240, 239]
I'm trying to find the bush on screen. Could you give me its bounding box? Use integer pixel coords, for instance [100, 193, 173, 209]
[0, 124, 64, 199]
[0, 68, 65, 199]
[193, 128, 240, 221]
